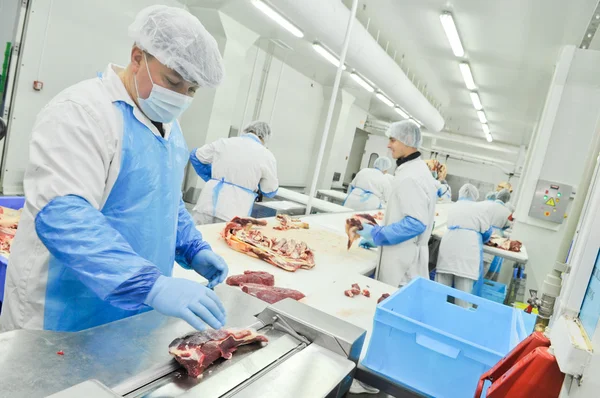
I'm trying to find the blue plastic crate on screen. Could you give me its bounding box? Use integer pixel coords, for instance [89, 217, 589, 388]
[481, 279, 507, 304]
[362, 277, 532, 398]
[0, 196, 25, 311]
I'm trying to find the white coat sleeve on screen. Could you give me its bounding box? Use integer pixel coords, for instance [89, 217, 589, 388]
[195, 139, 226, 164]
[259, 153, 279, 197]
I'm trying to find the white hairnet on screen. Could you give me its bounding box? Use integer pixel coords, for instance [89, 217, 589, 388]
[244, 121, 271, 143]
[459, 184, 479, 201]
[485, 191, 497, 201]
[496, 188, 511, 203]
[129, 5, 224, 87]
[373, 157, 393, 171]
[385, 120, 422, 148]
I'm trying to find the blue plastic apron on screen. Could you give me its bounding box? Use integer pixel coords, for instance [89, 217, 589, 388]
[210, 178, 258, 217]
[343, 186, 380, 208]
[43, 85, 188, 331]
[448, 225, 485, 296]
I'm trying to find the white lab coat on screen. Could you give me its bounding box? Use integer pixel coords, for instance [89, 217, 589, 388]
[344, 168, 392, 211]
[193, 135, 278, 222]
[481, 200, 511, 230]
[0, 64, 174, 331]
[437, 201, 492, 280]
[378, 157, 438, 287]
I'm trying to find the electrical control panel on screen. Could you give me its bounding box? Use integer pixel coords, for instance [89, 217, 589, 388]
[528, 179, 572, 223]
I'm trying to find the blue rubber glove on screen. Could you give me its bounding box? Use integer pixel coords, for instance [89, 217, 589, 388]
[359, 239, 377, 249]
[357, 223, 375, 239]
[191, 250, 228, 289]
[145, 275, 226, 330]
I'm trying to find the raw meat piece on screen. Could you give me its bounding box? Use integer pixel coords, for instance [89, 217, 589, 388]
[351, 283, 361, 295]
[240, 283, 305, 304]
[169, 329, 268, 378]
[0, 227, 16, 256]
[273, 214, 309, 231]
[373, 212, 384, 221]
[362, 289, 370, 298]
[226, 271, 274, 287]
[377, 293, 390, 304]
[344, 290, 354, 297]
[345, 214, 379, 250]
[222, 217, 315, 272]
[486, 236, 523, 253]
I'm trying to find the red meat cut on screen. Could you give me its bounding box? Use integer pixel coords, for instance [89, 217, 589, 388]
[345, 214, 379, 250]
[377, 293, 390, 304]
[169, 329, 268, 378]
[240, 283, 305, 304]
[226, 271, 274, 286]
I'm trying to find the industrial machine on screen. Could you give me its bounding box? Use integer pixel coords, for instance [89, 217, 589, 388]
[0, 286, 366, 398]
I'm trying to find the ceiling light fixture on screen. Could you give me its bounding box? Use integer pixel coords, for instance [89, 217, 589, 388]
[394, 106, 409, 119]
[477, 110, 487, 123]
[412, 118, 424, 127]
[312, 42, 346, 70]
[470, 92, 483, 110]
[252, 0, 304, 38]
[486, 134, 493, 143]
[375, 92, 394, 107]
[350, 71, 374, 92]
[440, 12, 465, 57]
[459, 62, 476, 90]
[482, 123, 490, 135]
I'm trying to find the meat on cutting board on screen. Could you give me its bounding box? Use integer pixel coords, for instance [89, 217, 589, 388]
[377, 293, 390, 304]
[345, 214, 379, 250]
[169, 329, 268, 378]
[273, 214, 309, 231]
[226, 271, 275, 286]
[486, 236, 523, 252]
[240, 283, 305, 304]
[222, 217, 315, 272]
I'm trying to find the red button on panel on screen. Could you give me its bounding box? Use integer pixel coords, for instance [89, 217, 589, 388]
[544, 211, 551, 216]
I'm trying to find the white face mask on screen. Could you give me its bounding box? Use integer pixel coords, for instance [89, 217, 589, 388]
[135, 53, 193, 123]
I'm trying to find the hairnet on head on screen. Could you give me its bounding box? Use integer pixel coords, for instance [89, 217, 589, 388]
[385, 120, 422, 148]
[373, 157, 393, 171]
[485, 191, 497, 201]
[459, 184, 479, 201]
[496, 188, 511, 203]
[129, 5, 224, 87]
[244, 121, 271, 143]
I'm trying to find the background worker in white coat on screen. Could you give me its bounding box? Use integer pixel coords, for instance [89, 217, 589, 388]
[0, 6, 228, 332]
[436, 184, 493, 300]
[343, 156, 393, 210]
[357, 121, 438, 287]
[190, 121, 279, 224]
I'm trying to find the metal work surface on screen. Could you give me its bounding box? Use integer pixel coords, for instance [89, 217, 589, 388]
[0, 286, 267, 398]
[232, 343, 355, 398]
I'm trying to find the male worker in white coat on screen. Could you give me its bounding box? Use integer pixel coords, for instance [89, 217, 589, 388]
[0, 6, 228, 332]
[436, 184, 493, 301]
[357, 121, 438, 287]
[344, 156, 393, 211]
[190, 121, 279, 224]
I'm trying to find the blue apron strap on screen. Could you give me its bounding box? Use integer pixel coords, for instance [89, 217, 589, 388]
[210, 177, 258, 217]
[97, 72, 103, 79]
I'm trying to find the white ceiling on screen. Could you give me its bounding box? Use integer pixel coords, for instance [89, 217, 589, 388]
[186, 0, 599, 149]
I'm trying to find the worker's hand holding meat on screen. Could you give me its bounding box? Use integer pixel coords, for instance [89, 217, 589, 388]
[145, 276, 226, 331]
[357, 222, 375, 240]
[191, 250, 229, 288]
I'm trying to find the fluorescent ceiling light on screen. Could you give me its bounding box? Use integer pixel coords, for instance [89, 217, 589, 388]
[313, 42, 346, 70]
[477, 110, 487, 124]
[252, 0, 304, 38]
[459, 62, 476, 90]
[375, 92, 394, 107]
[350, 72, 374, 93]
[440, 12, 465, 57]
[394, 107, 409, 119]
[470, 92, 483, 110]
[486, 134, 493, 143]
[482, 123, 490, 135]
[412, 118, 424, 127]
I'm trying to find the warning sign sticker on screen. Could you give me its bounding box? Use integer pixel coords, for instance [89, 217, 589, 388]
[545, 197, 556, 207]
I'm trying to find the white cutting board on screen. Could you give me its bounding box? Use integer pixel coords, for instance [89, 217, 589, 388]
[173, 218, 378, 297]
[301, 273, 399, 360]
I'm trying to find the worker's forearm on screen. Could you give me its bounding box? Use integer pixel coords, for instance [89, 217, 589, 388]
[372, 216, 426, 246]
[175, 198, 211, 268]
[35, 195, 162, 310]
[189, 149, 212, 182]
